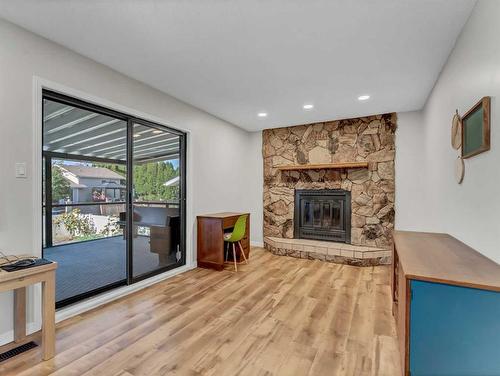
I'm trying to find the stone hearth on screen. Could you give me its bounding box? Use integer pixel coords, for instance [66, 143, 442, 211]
[262, 113, 396, 265]
[263, 113, 396, 251]
[264, 237, 391, 266]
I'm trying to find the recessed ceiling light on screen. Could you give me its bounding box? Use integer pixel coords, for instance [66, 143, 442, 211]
[133, 134, 141, 138]
[303, 104, 314, 110]
[358, 95, 370, 101]
[152, 130, 163, 134]
[257, 112, 268, 118]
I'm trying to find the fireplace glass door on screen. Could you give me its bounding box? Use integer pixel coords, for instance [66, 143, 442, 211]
[302, 199, 343, 230]
[294, 189, 351, 243]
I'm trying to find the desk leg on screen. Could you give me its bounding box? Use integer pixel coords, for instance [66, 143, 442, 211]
[13, 287, 26, 342]
[41, 273, 56, 360]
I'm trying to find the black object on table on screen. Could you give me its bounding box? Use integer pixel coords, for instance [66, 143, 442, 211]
[1, 258, 53, 272]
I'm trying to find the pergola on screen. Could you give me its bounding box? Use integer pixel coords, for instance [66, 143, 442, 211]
[43, 92, 182, 248]
[43, 99, 180, 163]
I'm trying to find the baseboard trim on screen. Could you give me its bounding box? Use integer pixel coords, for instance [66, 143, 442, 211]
[0, 323, 40, 347]
[251, 241, 264, 248]
[55, 264, 195, 323]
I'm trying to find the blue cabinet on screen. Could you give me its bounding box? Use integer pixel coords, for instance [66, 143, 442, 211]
[409, 280, 500, 376]
[392, 231, 500, 376]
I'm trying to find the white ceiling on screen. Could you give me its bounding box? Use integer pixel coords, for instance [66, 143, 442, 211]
[0, 0, 475, 131]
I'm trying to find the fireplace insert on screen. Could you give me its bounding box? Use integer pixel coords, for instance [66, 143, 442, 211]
[294, 189, 351, 243]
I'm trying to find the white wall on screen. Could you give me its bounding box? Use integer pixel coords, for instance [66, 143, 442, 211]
[0, 19, 263, 340]
[395, 111, 427, 231]
[247, 131, 264, 246]
[395, 0, 500, 263]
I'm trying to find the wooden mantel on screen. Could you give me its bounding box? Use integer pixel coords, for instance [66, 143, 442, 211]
[276, 162, 369, 171]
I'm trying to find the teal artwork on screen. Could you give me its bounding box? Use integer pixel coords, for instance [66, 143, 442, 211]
[462, 97, 490, 158]
[463, 106, 483, 155]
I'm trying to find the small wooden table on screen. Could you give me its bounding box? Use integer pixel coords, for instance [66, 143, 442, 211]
[0, 260, 57, 360]
[197, 212, 250, 271]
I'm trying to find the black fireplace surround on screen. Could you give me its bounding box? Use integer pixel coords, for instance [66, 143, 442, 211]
[294, 189, 351, 243]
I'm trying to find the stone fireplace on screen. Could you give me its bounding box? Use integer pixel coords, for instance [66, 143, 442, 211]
[262, 113, 396, 266]
[294, 189, 351, 243]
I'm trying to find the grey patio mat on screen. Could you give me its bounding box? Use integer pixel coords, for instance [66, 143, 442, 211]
[44, 236, 176, 303]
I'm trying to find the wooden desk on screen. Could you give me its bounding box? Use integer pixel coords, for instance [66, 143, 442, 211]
[197, 212, 250, 271]
[392, 231, 500, 376]
[0, 260, 57, 360]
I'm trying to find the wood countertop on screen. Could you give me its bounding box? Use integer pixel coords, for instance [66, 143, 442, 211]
[394, 231, 500, 292]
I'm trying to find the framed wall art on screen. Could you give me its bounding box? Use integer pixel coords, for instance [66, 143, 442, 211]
[461, 96, 490, 158]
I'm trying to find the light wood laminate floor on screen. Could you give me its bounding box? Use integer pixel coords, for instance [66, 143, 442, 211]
[0, 247, 400, 376]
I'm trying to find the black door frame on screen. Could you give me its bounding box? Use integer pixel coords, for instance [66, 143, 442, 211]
[42, 90, 187, 307]
[127, 117, 187, 284]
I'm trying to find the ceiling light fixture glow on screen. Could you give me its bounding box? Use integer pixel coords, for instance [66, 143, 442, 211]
[303, 104, 314, 110]
[257, 112, 268, 118]
[358, 95, 370, 101]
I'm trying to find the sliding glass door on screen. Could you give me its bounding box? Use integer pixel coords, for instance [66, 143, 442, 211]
[129, 121, 185, 281]
[42, 95, 128, 306]
[42, 90, 186, 306]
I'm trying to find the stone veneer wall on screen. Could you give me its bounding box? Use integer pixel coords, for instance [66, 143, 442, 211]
[263, 113, 396, 249]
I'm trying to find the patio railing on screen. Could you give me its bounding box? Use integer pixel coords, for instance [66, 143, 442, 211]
[44, 200, 180, 247]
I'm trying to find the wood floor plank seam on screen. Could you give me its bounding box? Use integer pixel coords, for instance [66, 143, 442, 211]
[78, 255, 288, 375]
[0, 248, 400, 376]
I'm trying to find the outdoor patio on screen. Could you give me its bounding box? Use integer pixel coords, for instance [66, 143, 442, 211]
[44, 236, 177, 303]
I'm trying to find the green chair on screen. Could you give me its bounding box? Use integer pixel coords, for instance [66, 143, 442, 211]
[223, 214, 249, 271]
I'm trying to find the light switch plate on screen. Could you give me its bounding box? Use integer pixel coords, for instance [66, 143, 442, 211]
[15, 162, 27, 178]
